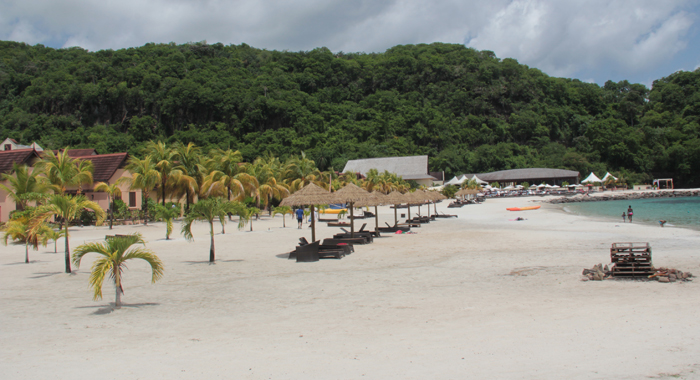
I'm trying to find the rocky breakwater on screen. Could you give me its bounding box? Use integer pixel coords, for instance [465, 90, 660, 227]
[548, 189, 700, 204]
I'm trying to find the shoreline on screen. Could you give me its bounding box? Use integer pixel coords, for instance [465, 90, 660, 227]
[546, 188, 700, 204]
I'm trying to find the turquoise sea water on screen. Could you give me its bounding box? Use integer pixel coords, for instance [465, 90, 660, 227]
[563, 196, 700, 229]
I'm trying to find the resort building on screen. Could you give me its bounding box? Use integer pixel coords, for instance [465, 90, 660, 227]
[447, 168, 580, 187]
[0, 147, 144, 222]
[342, 155, 442, 186]
[1, 138, 43, 152]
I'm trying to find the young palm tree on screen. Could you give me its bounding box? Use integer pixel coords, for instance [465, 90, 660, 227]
[249, 158, 288, 212]
[3, 212, 52, 263]
[0, 163, 48, 211]
[203, 149, 258, 203]
[246, 207, 261, 231]
[30, 194, 106, 273]
[72, 233, 164, 308]
[35, 149, 93, 194]
[283, 152, 327, 191]
[41, 227, 67, 253]
[93, 182, 122, 230]
[118, 157, 161, 226]
[272, 206, 292, 227]
[154, 204, 180, 240]
[181, 198, 245, 262]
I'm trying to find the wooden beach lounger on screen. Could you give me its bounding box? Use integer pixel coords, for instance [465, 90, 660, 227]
[299, 237, 350, 257]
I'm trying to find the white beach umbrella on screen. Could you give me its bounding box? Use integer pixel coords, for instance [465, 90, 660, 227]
[582, 172, 602, 183]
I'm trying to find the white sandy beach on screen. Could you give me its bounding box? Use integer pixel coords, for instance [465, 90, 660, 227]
[2, 196, 700, 379]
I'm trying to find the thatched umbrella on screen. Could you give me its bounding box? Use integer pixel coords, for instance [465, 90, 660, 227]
[356, 191, 388, 232]
[384, 190, 405, 226]
[456, 188, 480, 198]
[328, 183, 374, 238]
[427, 190, 446, 215]
[402, 190, 425, 219]
[280, 183, 333, 242]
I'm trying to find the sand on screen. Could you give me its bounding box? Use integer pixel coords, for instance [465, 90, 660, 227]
[2, 196, 700, 379]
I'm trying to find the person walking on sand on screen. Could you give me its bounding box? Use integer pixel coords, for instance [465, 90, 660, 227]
[622, 212, 626, 223]
[295, 207, 304, 229]
[627, 205, 634, 223]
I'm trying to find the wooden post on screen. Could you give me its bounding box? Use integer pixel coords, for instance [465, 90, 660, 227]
[350, 202, 355, 238]
[311, 204, 316, 242]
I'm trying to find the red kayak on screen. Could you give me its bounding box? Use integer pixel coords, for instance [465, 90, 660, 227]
[506, 206, 541, 211]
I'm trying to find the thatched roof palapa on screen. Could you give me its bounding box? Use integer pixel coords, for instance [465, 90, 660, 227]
[384, 190, 406, 205]
[279, 183, 333, 207]
[328, 183, 375, 204]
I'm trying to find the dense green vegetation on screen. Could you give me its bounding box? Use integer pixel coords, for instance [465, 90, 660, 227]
[1, 40, 699, 186]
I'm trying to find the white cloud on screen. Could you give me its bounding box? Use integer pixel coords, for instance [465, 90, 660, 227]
[467, 0, 696, 79]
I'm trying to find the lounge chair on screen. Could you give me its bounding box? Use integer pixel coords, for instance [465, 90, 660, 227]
[299, 237, 350, 257]
[377, 222, 411, 233]
[292, 240, 320, 262]
[359, 224, 381, 237]
[322, 237, 368, 246]
[434, 212, 458, 218]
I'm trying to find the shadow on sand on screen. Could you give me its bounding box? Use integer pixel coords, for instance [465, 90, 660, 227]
[182, 259, 244, 265]
[29, 271, 63, 279]
[76, 302, 160, 315]
[275, 252, 292, 259]
[3, 260, 45, 266]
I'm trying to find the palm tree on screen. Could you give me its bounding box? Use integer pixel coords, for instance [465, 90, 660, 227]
[173, 142, 205, 212]
[272, 206, 292, 227]
[0, 163, 48, 211]
[181, 198, 245, 262]
[30, 194, 106, 273]
[118, 157, 161, 226]
[2, 214, 51, 263]
[249, 157, 288, 212]
[93, 182, 122, 230]
[41, 227, 66, 253]
[154, 204, 180, 240]
[143, 141, 179, 206]
[72, 233, 164, 308]
[35, 149, 93, 195]
[283, 152, 327, 191]
[246, 207, 261, 231]
[203, 149, 258, 203]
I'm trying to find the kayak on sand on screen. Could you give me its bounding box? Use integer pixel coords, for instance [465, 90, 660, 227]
[506, 206, 541, 211]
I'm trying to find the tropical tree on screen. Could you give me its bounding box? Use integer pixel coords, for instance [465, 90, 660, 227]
[283, 152, 327, 191]
[245, 207, 261, 232]
[272, 206, 292, 227]
[72, 233, 164, 308]
[117, 157, 161, 226]
[41, 227, 66, 253]
[249, 157, 288, 212]
[203, 148, 258, 204]
[93, 182, 122, 230]
[154, 204, 180, 240]
[2, 213, 51, 263]
[181, 197, 245, 262]
[35, 149, 93, 194]
[0, 163, 48, 211]
[173, 142, 205, 212]
[143, 141, 178, 206]
[29, 194, 105, 273]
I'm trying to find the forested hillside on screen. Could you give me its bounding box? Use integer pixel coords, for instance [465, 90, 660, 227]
[1, 41, 699, 186]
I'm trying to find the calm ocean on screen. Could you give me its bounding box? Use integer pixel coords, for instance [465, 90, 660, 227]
[563, 196, 700, 229]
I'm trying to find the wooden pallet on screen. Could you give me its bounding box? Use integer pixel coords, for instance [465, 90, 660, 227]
[610, 242, 654, 277]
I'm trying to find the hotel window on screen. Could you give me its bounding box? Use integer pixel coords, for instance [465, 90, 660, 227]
[129, 192, 137, 207]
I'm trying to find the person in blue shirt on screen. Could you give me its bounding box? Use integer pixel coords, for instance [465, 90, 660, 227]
[295, 208, 304, 229]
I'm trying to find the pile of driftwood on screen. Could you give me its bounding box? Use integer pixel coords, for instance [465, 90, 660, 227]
[582, 263, 693, 282]
[582, 264, 610, 281]
[649, 268, 693, 283]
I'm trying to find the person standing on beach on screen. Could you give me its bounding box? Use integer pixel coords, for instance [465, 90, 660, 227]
[627, 205, 634, 223]
[295, 207, 304, 229]
[622, 212, 626, 223]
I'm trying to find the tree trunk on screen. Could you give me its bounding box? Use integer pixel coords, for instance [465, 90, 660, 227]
[162, 177, 167, 206]
[394, 205, 398, 226]
[350, 202, 354, 238]
[250, 217, 253, 232]
[114, 278, 122, 308]
[209, 222, 215, 262]
[109, 199, 114, 230]
[143, 189, 149, 226]
[311, 205, 316, 242]
[64, 224, 71, 273]
[283, 215, 286, 228]
[25, 243, 29, 263]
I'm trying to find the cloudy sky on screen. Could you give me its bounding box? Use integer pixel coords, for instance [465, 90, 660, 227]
[2, 0, 699, 86]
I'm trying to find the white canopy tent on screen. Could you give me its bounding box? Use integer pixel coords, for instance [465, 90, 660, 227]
[601, 172, 618, 182]
[582, 172, 602, 183]
[444, 176, 463, 186]
[471, 175, 488, 185]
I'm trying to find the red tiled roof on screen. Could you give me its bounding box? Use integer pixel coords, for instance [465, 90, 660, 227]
[46, 149, 97, 157]
[74, 153, 129, 184]
[0, 149, 41, 174]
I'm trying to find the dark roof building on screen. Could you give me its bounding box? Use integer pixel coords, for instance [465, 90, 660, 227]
[342, 155, 439, 185]
[458, 168, 579, 185]
[0, 148, 41, 174]
[74, 153, 129, 184]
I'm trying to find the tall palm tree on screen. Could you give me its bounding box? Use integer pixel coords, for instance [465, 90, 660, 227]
[143, 141, 178, 206]
[154, 204, 180, 240]
[0, 163, 48, 211]
[72, 233, 164, 308]
[249, 158, 288, 212]
[173, 142, 205, 212]
[35, 149, 93, 194]
[93, 182, 122, 230]
[30, 194, 105, 273]
[181, 197, 245, 262]
[117, 157, 161, 226]
[203, 148, 258, 202]
[283, 152, 326, 191]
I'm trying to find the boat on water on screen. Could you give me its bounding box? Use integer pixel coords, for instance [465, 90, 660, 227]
[506, 205, 541, 211]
